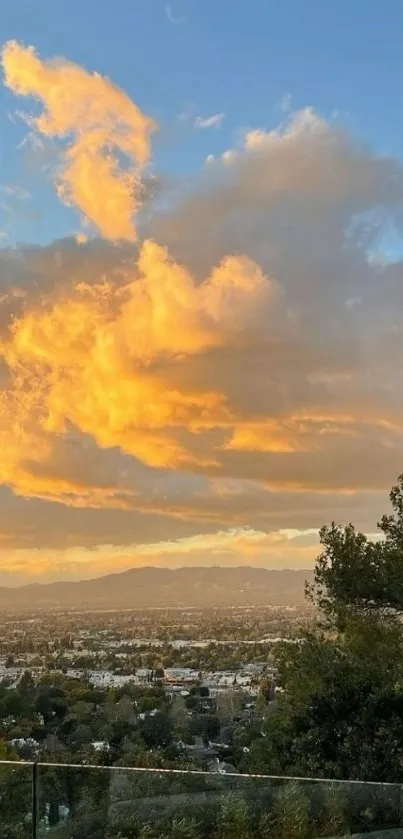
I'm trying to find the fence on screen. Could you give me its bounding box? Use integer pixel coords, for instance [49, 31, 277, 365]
[1, 759, 403, 838]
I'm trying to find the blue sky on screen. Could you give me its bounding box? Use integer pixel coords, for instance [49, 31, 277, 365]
[0, 0, 402, 245]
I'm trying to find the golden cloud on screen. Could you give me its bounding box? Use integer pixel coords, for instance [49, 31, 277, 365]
[0, 238, 278, 502]
[2, 41, 155, 240]
[1, 43, 403, 575]
[0, 526, 319, 583]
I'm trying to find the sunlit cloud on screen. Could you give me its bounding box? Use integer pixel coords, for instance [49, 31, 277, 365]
[0, 44, 403, 578]
[0, 526, 320, 584]
[2, 40, 156, 241]
[0, 240, 275, 503]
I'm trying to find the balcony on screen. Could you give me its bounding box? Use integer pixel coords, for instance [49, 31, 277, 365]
[1, 760, 403, 838]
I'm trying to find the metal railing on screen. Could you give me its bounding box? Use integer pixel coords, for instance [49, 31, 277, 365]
[1, 759, 403, 838]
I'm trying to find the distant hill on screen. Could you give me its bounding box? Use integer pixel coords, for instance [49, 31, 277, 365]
[0, 566, 313, 612]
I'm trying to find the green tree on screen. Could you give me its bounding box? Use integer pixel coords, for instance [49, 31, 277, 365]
[215, 793, 251, 839]
[246, 476, 403, 783]
[0, 742, 31, 839]
[306, 475, 403, 625]
[189, 713, 220, 745]
[19, 671, 35, 702]
[140, 711, 173, 749]
[170, 816, 202, 839]
[272, 783, 310, 839]
[170, 695, 189, 740]
[318, 784, 348, 837]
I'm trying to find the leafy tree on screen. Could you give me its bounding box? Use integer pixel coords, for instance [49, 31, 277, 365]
[246, 475, 403, 783]
[189, 713, 220, 745]
[170, 816, 202, 839]
[307, 475, 403, 624]
[271, 783, 310, 839]
[317, 784, 348, 838]
[2, 689, 25, 717]
[68, 722, 93, 747]
[18, 671, 35, 702]
[0, 743, 31, 838]
[215, 793, 251, 839]
[259, 677, 274, 702]
[253, 692, 269, 721]
[170, 695, 189, 740]
[140, 711, 173, 749]
[35, 691, 54, 723]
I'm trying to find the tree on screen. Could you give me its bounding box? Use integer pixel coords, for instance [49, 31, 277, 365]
[140, 711, 173, 749]
[271, 783, 310, 839]
[307, 475, 403, 625]
[2, 689, 25, 717]
[170, 817, 202, 839]
[246, 475, 403, 782]
[0, 742, 31, 838]
[35, 692, 54, 723]
[170, 695, 189, 740]
[259, 677, 274, 702]
[215, 793, 251, 839]
[253, 692, 269, 721]
[154, 667, 165, 681]
[189, 713, 220, 745]
[216, 690, 246, 725]
[19, 671, 35, 701]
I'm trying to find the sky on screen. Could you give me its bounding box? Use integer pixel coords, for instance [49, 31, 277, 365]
[0, 0, 402, 583]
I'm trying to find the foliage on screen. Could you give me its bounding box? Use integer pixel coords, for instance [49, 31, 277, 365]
[271, 783, 311, 839]
[307, 475, 403, 624]
[140, 711, 173, 748]
[247, 475, 403, 784]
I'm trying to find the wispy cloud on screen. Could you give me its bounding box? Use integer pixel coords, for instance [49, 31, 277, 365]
[195, 112, 225, 130]
[177, 102, 194, 124]
[279, 92, 292, 113]
[165, 4, 188, 25]
[2, 184, 30, 200]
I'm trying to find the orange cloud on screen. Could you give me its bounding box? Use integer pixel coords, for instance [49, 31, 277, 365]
[0, 240, 277, 501]
[2, 40, 156, 240]
[1, 42, 403, 578]
[225, 421, 304, 453]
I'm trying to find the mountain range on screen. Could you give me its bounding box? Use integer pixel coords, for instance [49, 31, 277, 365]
[0, 566, 312, 611]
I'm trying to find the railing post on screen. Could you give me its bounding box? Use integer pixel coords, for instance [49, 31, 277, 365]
[32, 762, 39, 839]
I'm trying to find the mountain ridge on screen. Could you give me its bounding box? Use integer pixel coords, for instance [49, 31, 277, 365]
[0, 566, 312, 611]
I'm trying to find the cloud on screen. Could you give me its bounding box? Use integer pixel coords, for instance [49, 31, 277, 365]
[195, 113, 225, 130]
[165, 4, 188, 25]
[2, 41, 156, 240]
[153, 108, 403, 270]
[2, 44, 403, 576]
[0, 238, 277, 502]
[279, 93, 292, 113]
[1, 113, 403, 506]
[0, 526, 319, 584]
[2, 184, 30, 200]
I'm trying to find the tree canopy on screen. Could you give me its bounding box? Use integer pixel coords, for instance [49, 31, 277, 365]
[307, 475, 403, 624]
[246, 475, 403, 782]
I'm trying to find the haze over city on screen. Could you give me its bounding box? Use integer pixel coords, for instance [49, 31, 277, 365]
[0, 0, 402, 584]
